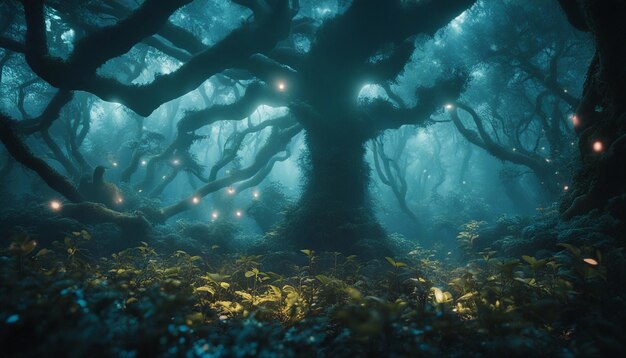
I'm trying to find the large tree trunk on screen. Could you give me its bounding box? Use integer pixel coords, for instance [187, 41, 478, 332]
[284, 129, 387, 254]
[557, 1, 626, 221]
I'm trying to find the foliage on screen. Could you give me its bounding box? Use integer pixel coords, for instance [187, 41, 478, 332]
[1, 225, 624, 356]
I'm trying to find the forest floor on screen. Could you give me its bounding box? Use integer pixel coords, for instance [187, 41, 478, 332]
[1, 204, 625, 357]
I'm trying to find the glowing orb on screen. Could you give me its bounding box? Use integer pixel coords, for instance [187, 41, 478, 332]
[192, 197, 200, 204]
[116, 197, 123, 204]
[253, 191, 259, 198]
[49, 200, 62, 211]
[141, 160, 147, 166]
[112, 162, 118, 167]
[444, 104, 454, 110]
[227, 187, 235, 195]
[277, 81, 286, 92]
[571, 115, 580, 127]
[583, 258, 598, 266]
[235, 210, 242, 218]
[563, 89, 568, 93]
[172, 159, 180, 165]
[462, 181, 466, 185]
[211, 211, 219, 220]
[592, 140, 603, 153]
[162, 175, 167, 180]
[512, 148, 517, 151]
[563, 185, 569, 191]
[138, 189, 143, 193]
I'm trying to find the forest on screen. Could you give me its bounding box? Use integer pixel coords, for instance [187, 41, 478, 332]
[0, 0, 625, 356]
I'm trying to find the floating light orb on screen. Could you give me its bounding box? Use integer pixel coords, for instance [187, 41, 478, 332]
[571, 115, 580, 127]
[211, 211, 219, 220]
[563, 89, 568, 93]
[162, 175, 167, 180]
[172, 159, 180, 165]
[462, 180, 466, 185]
[49, 200, 62, 211]
[235, 210, 242, 218]
[227, 187, 235, 195]
[512, 147, 517, 151]
[138, 189, 143, 193]
[592, 140, 603, 153]
[192, 196, 200, 204]
[116, 196, 123, 204]
[564, 185, 569, 191]
[444, 104, 454, 110]
[141, 160, 147, 166]
[545, 159, 551, 163]
[112, 162, 118, 167]
[277, 81, 286, 92]
[253, 191, 259, 199]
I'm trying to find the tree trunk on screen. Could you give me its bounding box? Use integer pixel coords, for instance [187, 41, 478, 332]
[284, 129, 387, 254]
[557, 0, 626, 221]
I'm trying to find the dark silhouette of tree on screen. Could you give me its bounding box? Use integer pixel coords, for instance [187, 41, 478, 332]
[556, 0, 626, 221]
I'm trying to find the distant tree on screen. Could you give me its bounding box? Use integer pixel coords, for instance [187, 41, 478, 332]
[438, 0, 591, 203]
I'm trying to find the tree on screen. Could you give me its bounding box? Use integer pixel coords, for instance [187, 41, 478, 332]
[1, 0, 476, 253]
[555, 0, 626, 221]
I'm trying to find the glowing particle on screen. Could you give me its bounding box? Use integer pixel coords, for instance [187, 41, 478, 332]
[141, 160, 147, 166]
[211, 211, 219, 220]
[564, 185, 569, 191]
[512, 147, 517, 151]
[571, 115, 580, 127]
[541, 147, 545, 151]
[253, 191, 259, 199]
[5, 314, 19, 324]
[227, 187, 235, 195]
[162, 175, 167, 180]
[138, 189, 143, 193]
[564, 89, 568, 93]
[192, 197, 200, 204]
[172, 159, 180, 165]
[277, 81, 286, 92]
[235, 210, 242, 218]
[444, 104, 454, 110]
[592, 140, 603, 153]
[49, 200, 62, 211]
[545, 159, 551, 163]
[116, 197, 123, 204]
[112, 162, 118, 167]
[462, 180, 466, 185]
[583, 258, 598, 266]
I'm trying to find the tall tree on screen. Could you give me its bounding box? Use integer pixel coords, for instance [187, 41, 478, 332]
[556, 0, 626, 221]
[1, 0, 475, 252]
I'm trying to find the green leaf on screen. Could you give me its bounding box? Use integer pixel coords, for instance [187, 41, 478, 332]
[385, 257, 397, 267]
[300, 249, 313, 257]
[35, 248, 52, 257]
[196, 286, 215, 295]
[521, 255, 536, 265]
[245, 271, 256, 278]
[557, 243, 581, 257]
[235, 290, 253, 301]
